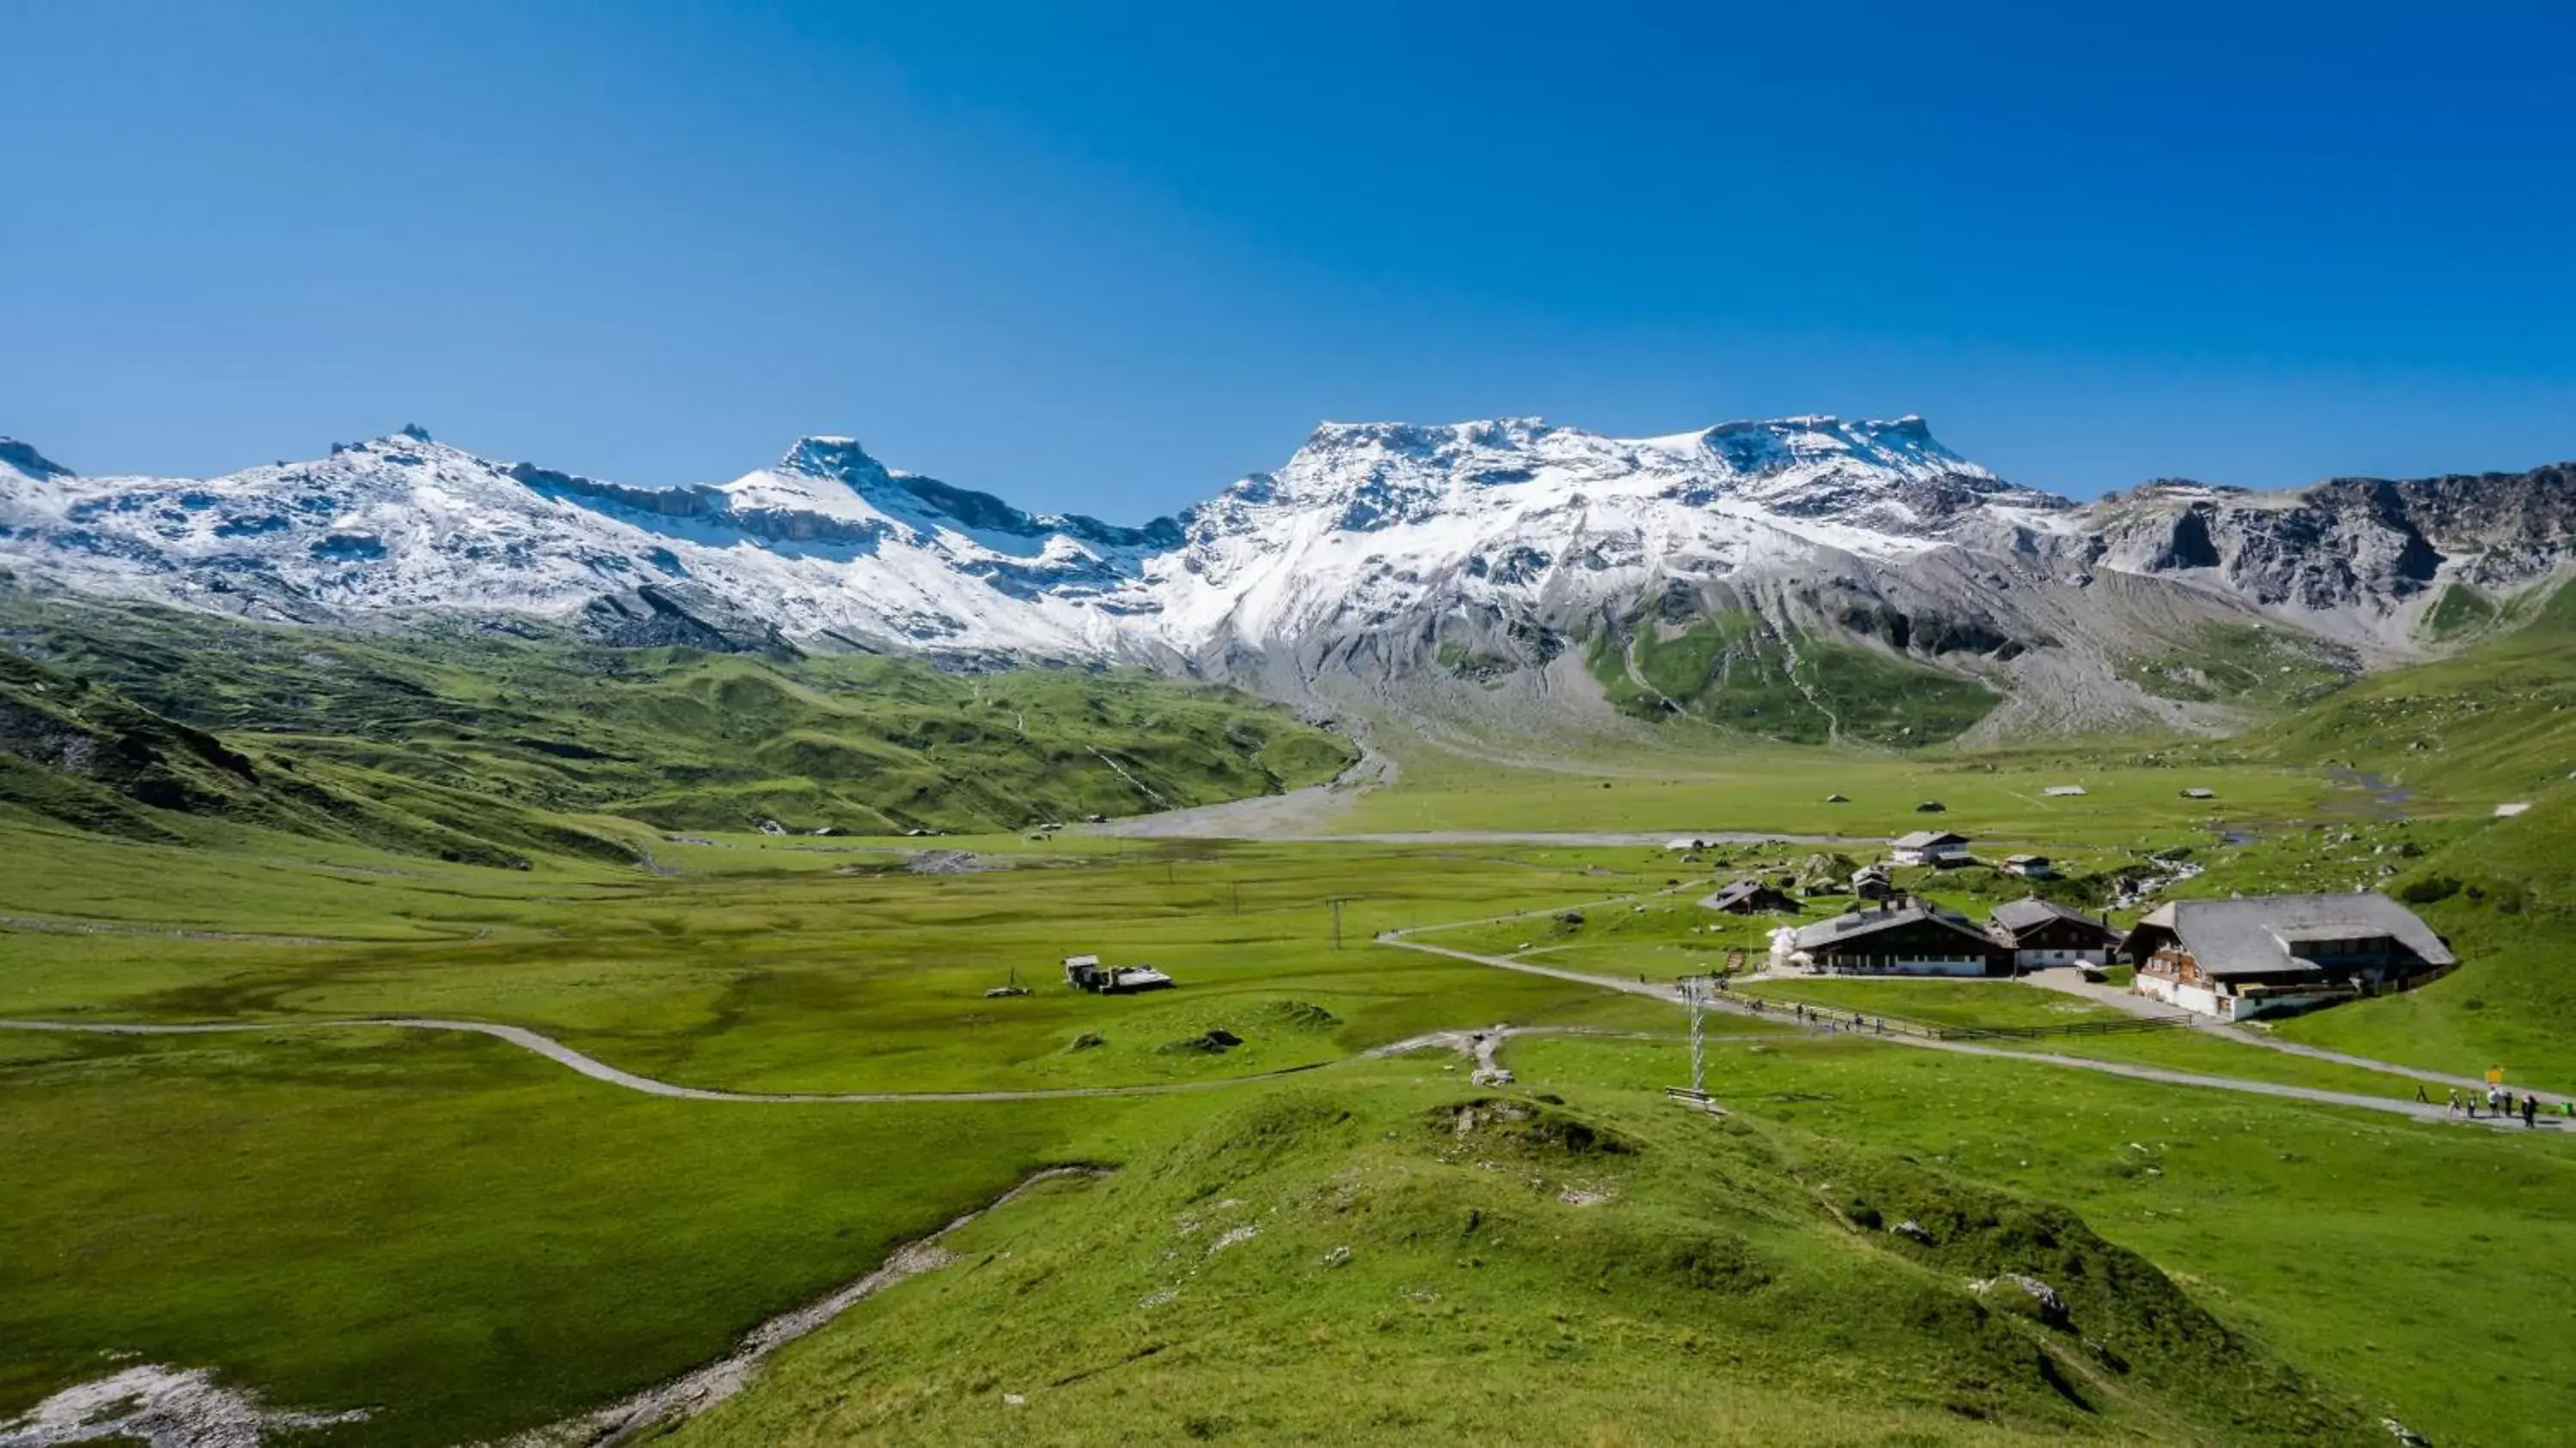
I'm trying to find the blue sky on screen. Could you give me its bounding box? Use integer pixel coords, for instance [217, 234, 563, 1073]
[5, 1, 2573, 518]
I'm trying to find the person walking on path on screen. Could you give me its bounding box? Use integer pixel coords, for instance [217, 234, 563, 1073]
[2445, 1088, 2463, 1116]
[2416, 1084, 2430, 1104]
[2524, 1094, 2541, 1129]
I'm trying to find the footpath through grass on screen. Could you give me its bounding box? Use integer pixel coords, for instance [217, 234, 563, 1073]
[0, 1026, 1101, 1447]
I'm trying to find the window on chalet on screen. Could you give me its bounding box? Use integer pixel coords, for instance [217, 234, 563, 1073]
[2286, 934, 2394, 961]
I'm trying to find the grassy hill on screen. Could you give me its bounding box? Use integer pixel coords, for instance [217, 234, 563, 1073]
[0, 590, 1355, 858]
[2263, 574, 2576, 802]
[0, 648, 645, 867]
[1585, 605, 2002, 747]
[639, 1073, 2383, 1448]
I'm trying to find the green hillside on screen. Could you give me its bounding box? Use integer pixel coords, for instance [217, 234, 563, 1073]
[2263, 574, 2576, 801]
[1586, 607, 2001, 746]
[0, 648, 647, 867]
[0, 590, 1355, 856]
[673, 1080, 2378, 1448]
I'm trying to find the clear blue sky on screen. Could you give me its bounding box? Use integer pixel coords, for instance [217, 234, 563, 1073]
[7, 1, 2573, 518]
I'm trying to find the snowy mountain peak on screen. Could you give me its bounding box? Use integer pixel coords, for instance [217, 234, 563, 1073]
[776, 435, 889, 484]
[395, 423, 434, 443]
[1239, 413, 2040, 539]
[0, 438, 72, 482]
[749, 435, 1140, 545]
[1679, 415, 1985, 484]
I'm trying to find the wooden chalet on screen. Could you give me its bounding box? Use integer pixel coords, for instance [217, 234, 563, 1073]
[1987, 897, 2122, 969]
[1890, 830, 1971, 867]
[2119, 892, 2452, 1020]
[1776, 897, 2012, 976]
[1701, 879, 1800, 916]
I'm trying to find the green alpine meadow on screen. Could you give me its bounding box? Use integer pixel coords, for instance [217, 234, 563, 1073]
[7, 563, 2576, 1446]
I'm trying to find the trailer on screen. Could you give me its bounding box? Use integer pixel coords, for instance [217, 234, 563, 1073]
[1062, 954, 1176, 994]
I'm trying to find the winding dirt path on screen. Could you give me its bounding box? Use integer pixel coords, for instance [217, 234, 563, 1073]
[0, 1017, 1367, 1104]
[0, 1016, 1583, 1105]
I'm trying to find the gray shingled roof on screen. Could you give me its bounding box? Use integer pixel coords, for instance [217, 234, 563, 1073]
[1891, 830, 1968, 850]
[2130, 892, 2454, 978]
[1989, 897, 2115, 938]
[1792, 901, 1996, 953]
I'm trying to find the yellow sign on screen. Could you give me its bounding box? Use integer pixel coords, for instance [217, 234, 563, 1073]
[2488, 1068, 2506, 1085]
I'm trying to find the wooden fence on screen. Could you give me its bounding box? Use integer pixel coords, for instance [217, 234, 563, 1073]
[1712, 988, 2193, 1043]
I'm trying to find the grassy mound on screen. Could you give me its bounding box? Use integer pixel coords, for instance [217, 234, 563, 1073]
[669, 1079, 2377, 1447]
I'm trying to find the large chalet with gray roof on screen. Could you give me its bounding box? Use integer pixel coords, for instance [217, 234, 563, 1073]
[2120, 891, 2455, 1021]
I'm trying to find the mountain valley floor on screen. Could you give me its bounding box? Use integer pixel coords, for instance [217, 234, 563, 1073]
[4, 739, 2575, 1447]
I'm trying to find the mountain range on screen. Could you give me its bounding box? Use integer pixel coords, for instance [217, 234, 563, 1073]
[5, 417, 2570, 745]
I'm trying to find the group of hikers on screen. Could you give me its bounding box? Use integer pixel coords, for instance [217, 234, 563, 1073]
[1771, 1000, 1887, 1035]
[2436, 1084, 2563, 1127]
[1715, 994, 1888, 1035]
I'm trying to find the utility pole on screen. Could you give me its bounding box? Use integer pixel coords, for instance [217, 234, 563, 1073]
[1231, 882, 1242, 916]
[1327, 897, 1353, 950]
[1663, 976, 1726, 1116]
[1682, 975, 1710, 1095]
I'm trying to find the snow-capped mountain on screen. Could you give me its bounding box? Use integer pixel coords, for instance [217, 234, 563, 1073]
[3, 417, 2569, 740]
[1149, 415, 2069, 646]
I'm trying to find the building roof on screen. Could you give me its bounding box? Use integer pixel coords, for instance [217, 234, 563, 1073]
[1891, 830, 1969, 850]
[1704, 879, 1787, 910]
[2129, 892, 2454, 978]
[1792, 900, 1999, 954]
[1990, 897, 2117, 940]
[2003, 853, 2048, 865]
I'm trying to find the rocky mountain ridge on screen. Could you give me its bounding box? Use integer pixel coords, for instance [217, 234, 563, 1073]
[3, 417, 2569, 744]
